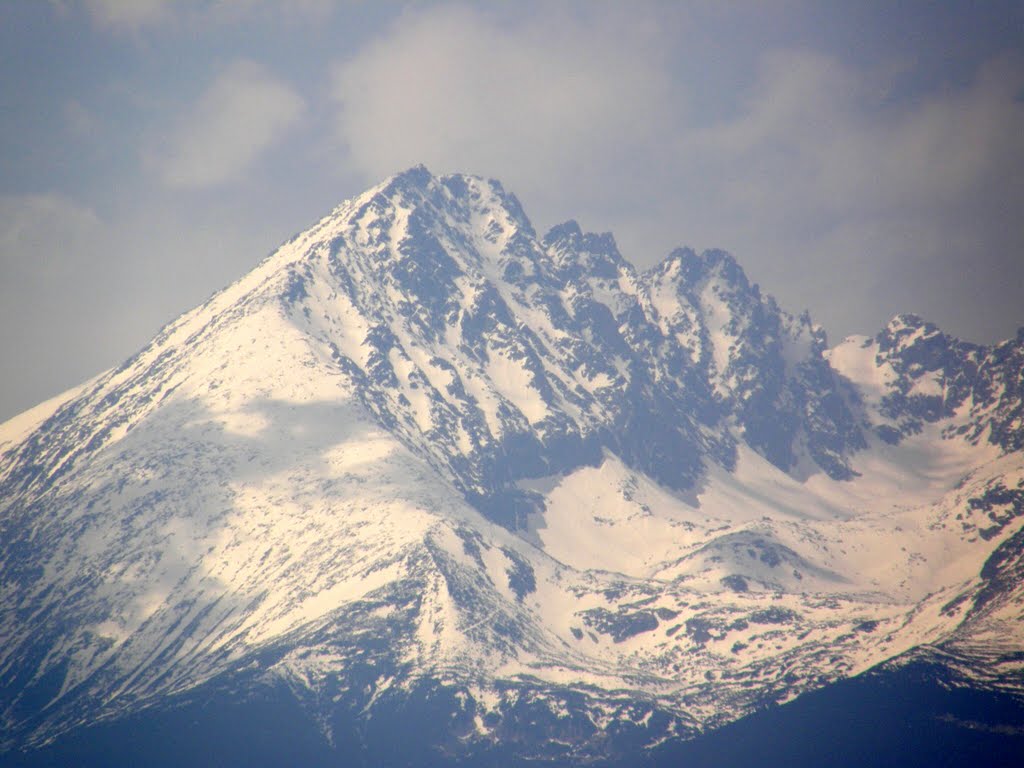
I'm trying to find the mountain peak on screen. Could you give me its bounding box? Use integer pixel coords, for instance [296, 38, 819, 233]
[542, 219, 583, 245]
[2, 169, 1023, 766]
[364, 164, 438, 203]
[671, 247, 749, 291]
[543, 220, 626, 281]
[368, 165, 515, 210]
[876, 313, 947, 357]
[885, 312, 929, 332]
[392, 162, 434, 186]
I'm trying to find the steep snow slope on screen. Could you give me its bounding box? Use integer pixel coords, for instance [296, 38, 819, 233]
[1, 167, 1022, 761]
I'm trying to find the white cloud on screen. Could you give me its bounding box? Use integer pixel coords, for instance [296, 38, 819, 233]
[149, 60, 304, 188]
[330, 5, 677, 221]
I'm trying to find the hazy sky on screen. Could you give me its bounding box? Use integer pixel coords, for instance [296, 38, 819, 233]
[2, 1, 1023, 420]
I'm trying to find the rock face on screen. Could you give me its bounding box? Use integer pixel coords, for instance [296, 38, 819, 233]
[1, 167, 1022, 765]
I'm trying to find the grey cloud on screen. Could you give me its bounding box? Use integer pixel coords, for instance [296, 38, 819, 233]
[681, 50, 1024, 340]
[78, 0, 333, 33]
[0, 195, 102, 284]
[0, 195, 114, 414]
[704, 50, 1024, 217]
[0, 191, 287, 419]
[81, 0, 171, 31]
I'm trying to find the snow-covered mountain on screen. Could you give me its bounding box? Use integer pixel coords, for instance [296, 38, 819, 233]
[2, 167, 1022, 765]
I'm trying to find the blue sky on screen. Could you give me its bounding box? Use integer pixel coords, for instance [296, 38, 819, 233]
[2, 1, 1023, 419]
